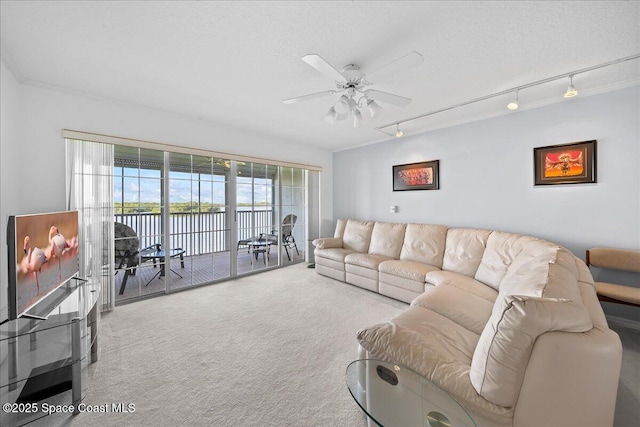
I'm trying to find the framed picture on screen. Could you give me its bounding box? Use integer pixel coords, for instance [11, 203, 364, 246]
[534, 140, 597, 185]
[393, 160, 439, 191]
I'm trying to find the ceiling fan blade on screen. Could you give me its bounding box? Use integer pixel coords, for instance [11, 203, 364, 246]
[365, 51, 424, 83]
[301, 54, 345, 82]
[283, 90, 337, 104]
[364, 90, 412, 107]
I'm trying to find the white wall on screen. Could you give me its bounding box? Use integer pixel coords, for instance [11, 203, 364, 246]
[334, 86, 640, 320]
[0, 59, 334, 322]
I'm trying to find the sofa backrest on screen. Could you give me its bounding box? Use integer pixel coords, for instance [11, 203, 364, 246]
[494, 239, 559, 298]
[541, 246, 586, 302]
[369, 222, 407, 259]
[470, 243, 591, 407]
[400, 223, 448, 267]
[342, 219, 375, 253]
[334, 219, 348, 238]
[442, 228, 491, 276]
[475, 231, 542, 290]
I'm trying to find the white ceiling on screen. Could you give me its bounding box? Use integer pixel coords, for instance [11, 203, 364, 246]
[1, 1, 639, 152]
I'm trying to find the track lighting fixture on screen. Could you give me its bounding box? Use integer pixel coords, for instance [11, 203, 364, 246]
[564, 75, 578, 98]
[395, 124, 403, 138]
[374, 54, 638, 139]
[507, 90, 519, 110]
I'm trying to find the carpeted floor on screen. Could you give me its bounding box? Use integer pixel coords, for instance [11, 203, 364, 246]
[36, 263, 407, 427]
[30, 264, 639, 426]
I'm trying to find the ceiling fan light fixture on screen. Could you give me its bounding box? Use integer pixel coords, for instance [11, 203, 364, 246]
[334, 95, 350, 115]
[288, 51, 421, 126]
[367, 99, 382, 118]
[323, 107, 337, 124]
[564, 75, 578, 98]
[353, 109, 363, 128]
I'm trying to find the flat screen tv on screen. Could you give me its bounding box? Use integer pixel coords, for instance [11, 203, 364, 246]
[7, 211, 79, 320]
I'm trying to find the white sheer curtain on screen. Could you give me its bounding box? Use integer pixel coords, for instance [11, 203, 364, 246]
[66, 139, 115, 312]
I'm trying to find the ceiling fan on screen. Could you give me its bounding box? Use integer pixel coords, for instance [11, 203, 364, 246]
[284, 51, 424, 127]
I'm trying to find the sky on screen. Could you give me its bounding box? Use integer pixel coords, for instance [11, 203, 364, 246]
[114, 168, 273, 206]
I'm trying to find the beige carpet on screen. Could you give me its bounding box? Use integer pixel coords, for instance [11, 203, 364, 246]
[30, 264, 639, 426]
[38, 263, 406, 427]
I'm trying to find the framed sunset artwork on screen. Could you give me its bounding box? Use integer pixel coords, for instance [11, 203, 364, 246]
[393, 160, 439, 191]
[534, 140, 597, 185]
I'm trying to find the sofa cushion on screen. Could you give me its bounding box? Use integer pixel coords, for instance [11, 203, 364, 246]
[399, 223, 448, 267]
[442, 228, 491, 277]
[345, 253, 393, 270]
[470, 295, 593, 407]
[425, 270, 498, 303]
[368, 222, 406, 259]
[412, 284, 495, 335]
[342, 219, 374, 253]
[314, 247, 356, 262]
[379, 259, 440, 282]
[475, 232, 542, 289]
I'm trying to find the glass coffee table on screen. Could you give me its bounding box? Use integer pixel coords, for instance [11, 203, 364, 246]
[346, 359, 476, 427]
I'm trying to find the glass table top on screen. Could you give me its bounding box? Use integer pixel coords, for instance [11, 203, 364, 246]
[346, 359, 476, 427]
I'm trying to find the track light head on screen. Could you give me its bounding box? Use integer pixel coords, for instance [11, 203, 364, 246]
[395, 124, 403, 138]
[564, 75, 578, 98]
[507, 90, 519, 110]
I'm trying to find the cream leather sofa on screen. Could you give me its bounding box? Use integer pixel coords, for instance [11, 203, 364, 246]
[313, 219, 622, 427]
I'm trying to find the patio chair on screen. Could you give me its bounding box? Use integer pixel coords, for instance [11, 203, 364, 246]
[236, 214, 299, 262]
[114, 222, 140, 295]
[280, 214, 300, 261]
[115, 222, 186, 293]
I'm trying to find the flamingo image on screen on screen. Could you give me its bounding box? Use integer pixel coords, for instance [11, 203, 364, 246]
[8, 211, 79, 319]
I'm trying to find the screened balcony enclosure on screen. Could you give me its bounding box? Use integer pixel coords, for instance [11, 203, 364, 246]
[113, 146, 308, 303]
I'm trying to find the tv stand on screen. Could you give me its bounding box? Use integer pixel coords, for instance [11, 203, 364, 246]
[18, 314, 48, 321]
[0, 279, 100, 426]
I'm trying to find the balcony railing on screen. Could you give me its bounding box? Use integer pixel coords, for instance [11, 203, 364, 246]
[115, 209, 274, 256]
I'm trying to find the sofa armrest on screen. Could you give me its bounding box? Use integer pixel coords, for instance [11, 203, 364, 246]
[513, 326, 622, 427]
[313, 237, 343, 249]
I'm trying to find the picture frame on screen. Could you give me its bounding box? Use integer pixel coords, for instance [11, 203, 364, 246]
[534, 140, 597, 186]
[393, 160, 439, 191]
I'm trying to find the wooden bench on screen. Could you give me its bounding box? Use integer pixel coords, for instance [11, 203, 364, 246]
[586, 247, 640, 307]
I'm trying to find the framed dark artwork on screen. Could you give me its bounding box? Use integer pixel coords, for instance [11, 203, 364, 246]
[393, 160, 439, 191]
[534, 140, 597, 186]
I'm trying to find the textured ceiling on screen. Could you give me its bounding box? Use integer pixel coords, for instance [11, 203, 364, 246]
[1, 1, 639, 151]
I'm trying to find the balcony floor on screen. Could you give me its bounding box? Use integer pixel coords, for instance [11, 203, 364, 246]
[115, 246, 305, 302]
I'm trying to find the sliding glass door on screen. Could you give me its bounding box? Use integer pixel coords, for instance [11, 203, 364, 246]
[236, 162, 278, 274]
[113, 146, 166, 300]
[113, 147, 313, 303]
[278, 167, 306, 265]
[167, 153, 232, 292]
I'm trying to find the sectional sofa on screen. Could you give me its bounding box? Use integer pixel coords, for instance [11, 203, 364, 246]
[313, 219, 622, 427]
